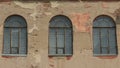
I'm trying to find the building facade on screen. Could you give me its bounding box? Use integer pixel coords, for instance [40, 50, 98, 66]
[0, 0, 120, 68]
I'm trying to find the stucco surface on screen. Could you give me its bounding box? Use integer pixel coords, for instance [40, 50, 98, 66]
[0, 1, 119, 68]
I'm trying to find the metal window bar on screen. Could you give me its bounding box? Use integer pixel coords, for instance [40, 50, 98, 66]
[94, 27, 116, 55]
[49, 27, 72, 55]
[107, 28, 110, 54]
[56, 28, 65, 54]
[10, 28, 19, 54]
[4, 27, 27, 54]
[99, 28, 102, 54]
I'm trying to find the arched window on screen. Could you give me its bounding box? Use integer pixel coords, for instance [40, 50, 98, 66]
[3, 15, 27, 56]
[93, 15, 117, 56]
[49, 15, 73, 56]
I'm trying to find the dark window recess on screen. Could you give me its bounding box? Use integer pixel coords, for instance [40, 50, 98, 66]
[49, 15, 73, 56]
[13, 0, 79, 2]
[93, 15, 118, 56]
[3, 15, 27, 56]
[81, 0, 119, 1]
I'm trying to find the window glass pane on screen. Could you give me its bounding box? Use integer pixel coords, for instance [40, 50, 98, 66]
[11, 28, 19, 48]
[109, 48, 117, 54]
[101, 28, 108, 47]
[49, 47, 56, 55]
[93, 29, 100, 54]
[5, 15, 27, 27]
[49, 29, 56, 48]
[49, 15, 73, 56]
[49, 36, 56, 48]
[65, 28, 72, 35]
[93, 15, 115, 27]
[65, 28, 72, 54]
[57, 28, 64, 35]
[109, 28, 116, 47]
[109, 28, 117, 54]
[49, 15, 72, 27]
[65, 37, 72, 54]
[49, 28, 56, 35]
[3, 15, 27, 55]
[49, 29, 56, 54]
[19, 28, 27, 54]
[3, 28, 11, 54]
[57, 34, 64, 48]
[57, 29, 64, 48]
[102, 47, 108, 54]
[57, 48, 64, 54]
[93, 15, 117, 55]
[11, 47, 18, 54]
[55, 21, 66, 27]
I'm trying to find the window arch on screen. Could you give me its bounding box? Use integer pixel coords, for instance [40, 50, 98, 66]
[93, 15, 117, 56]
[3, 15, 27, 56]
[49, 15, 73, 56]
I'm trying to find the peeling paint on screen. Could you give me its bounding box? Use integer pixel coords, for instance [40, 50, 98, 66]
[14, 1, 41, 21]
[33, 54, 41, 64]
[44, 12, 52, 15]
[50, 1, 59, 8]
[29, 24, 39, 33]
[30, 10, 38, 21]
[114, 8, 120, 16]
[14, 1, 39, 9]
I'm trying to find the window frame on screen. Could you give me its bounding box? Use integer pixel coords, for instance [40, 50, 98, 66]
[48, 15, 73, 57]
[2, 15, 28, 57]
[93, 15, 118, 56]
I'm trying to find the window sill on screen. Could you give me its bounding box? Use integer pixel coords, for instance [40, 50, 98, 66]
[93, 54, 117, 56]
[2, 54, 27, 57]
[48, 54, 72, 57]
[93, 54, 117, 59]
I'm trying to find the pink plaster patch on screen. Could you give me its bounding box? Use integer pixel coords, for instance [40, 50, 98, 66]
[71, 13, 90, 32]
[101, 2, 109, 8]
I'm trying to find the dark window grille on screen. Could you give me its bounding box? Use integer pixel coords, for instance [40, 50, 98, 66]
[49, 15, 73, 56]
[3, 15, 27, 56]
[93, 15, 117, 56]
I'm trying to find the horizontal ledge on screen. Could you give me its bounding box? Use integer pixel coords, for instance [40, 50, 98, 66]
[2, 54, 27, 57]
[48, 54, 72, 57]
[93, 54, 117, 56]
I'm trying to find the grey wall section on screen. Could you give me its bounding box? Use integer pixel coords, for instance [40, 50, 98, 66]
[0, 1, 119, 68]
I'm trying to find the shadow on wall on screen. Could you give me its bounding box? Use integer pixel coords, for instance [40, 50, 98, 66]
[81, 0, 120, 2]
[13, 0, 79, 2]
[0, 0, 119, 2]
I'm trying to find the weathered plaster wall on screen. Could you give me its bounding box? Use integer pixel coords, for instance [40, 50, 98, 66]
[0, 1, 119, 68]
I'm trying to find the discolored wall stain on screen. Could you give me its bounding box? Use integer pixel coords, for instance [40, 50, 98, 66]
[71, 13, 90, 32]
